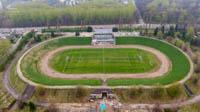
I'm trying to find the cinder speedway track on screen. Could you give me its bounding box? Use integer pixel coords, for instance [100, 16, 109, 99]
[39, 45, 171, 80]
[16, 37, 193, 89]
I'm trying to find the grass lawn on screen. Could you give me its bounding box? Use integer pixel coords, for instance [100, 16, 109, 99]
[0, 72, 3, 89]
[21, 37, 102, 86]
[107, 37, 191, 86]
[50, 48, 158, 74]
[9, 62, 27, 94]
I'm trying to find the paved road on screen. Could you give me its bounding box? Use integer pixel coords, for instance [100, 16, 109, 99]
[132, 0, 145, 24]
[34, 93, 200, 110]
[0, 23, 175, 33]
[22, 85, 35, 100]
[129, 93, 200, 108]
[2, 43, 30, 99]
[2, 41, 36, 111]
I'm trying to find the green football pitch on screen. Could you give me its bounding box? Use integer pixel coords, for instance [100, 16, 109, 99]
[50, 48, 158, 74]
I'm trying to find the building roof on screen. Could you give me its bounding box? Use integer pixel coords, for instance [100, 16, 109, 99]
[91, 89, 113, 94]
[93, 33, 114, 39]
[94, 28, 113, 33]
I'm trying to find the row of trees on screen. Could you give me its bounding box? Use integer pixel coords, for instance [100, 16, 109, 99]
[0, 0, 136, 28]
[0, 39, 12, 59]
[0, 31, 35, 70]
[136, 0, 200, 28]
[153, 25, 195, 41]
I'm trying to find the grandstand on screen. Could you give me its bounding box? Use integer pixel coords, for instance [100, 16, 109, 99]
[92, 33, 115, 46]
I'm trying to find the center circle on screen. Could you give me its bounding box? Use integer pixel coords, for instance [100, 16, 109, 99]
[50, 48, 159, 74]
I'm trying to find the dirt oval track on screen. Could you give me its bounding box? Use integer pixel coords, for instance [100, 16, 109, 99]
[39, 45, 171, 80]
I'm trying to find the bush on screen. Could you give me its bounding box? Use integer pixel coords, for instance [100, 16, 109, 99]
[192, 52, 200, 64]
[167, 85, 182, 99]
[129, 89, 137, 99]
[87, 26, 93, 32]
[75, 32, 80, 36]
[16, 31, 35, 51]
[18, 102, 28, 110]
[150, 87, 165, 99]
[51, 31, 55, 37]
[172, 38, 185, 48]
[75, 86, 88, 98]
[51, 89, 57, 96]
[42, 27, 87, 33]
[112, 27, 118, 32]
[129, 88, 144, 99]
[164, 108, 173, 112]
[157, 31, 163, 39]
[29, 102, 36, 112]
[35, 86, 46, 97]
[195, 63, 200, 73]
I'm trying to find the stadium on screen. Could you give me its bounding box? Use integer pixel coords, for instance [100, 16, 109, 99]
[16, 35, 193, 88]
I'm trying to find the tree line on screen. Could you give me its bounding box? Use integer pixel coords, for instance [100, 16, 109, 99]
[0, 0, 136, 28]
[135, 0, 200, 29]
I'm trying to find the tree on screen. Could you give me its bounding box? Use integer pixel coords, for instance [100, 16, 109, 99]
[168, 26, 175, 37]
[150, 87, 165, 99]
[76, 86, 88, 99]
[51, 31, 55, 38]
[186, 26, 195, 40]
[154, 27, 159, 36]
[0, 39, 12, 58]
[161, 26, 165, 34]
[167, 85, 182, 99]
[87, 26, 93, 32]
[175, 24, 178, 32]
[157, 31, 163, 39]
[112, 27, 118, 32]
[35, 86, 46, 97]
[175, 32, 182, 38]
[29, 102, 36, 112]
[75, 32, 80, 36]
[34, 35, 41, 42]
[195, 63, 200, 73]
[129, 88, 143, 99]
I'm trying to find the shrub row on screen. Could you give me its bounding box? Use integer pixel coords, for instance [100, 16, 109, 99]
[42, 27, 93, 33]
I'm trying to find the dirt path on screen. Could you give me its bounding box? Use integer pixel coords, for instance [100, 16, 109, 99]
[39, 45, 171, 80]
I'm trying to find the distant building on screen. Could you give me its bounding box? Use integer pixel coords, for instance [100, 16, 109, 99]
[60, 0, 86, 6]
